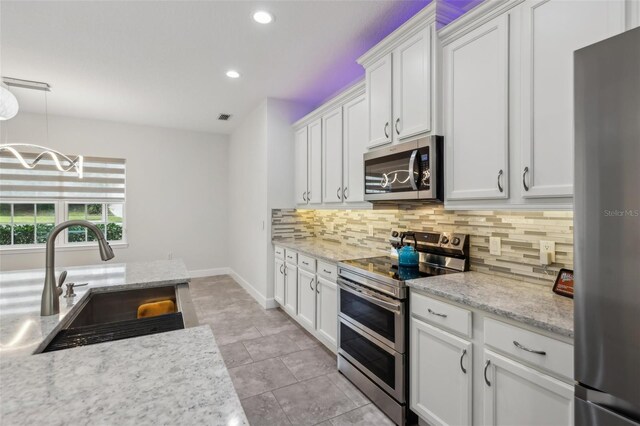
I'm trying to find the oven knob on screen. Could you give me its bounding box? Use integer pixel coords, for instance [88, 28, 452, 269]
[441, 236, 449, 244]
[392, 231, 399, 238]
[452, 237, 461, 246]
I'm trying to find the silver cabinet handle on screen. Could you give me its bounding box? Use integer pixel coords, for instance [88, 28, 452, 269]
[280, 264, 284, 274]
[316, 282, 320, 294]
[302, 261, 309, 266]
[460, 349, 467, 374]
[484, 360, 491, 386]
[323, 269, 332, 274]
[309, 279, 314, 292]
[302, 191, 307, 202]
[343, 187, 348, 200]
[523, 167, 529, 191]
[395, 117, 400, 135]
[428, 308, 447, 318]
[497, 169, 504, 193]
[384, 122, 389, 138]
[337, 187, 342, 200]
[307, 191, 311, 201]
[284, 266, 287, 277]
[513, 340, 546, 355]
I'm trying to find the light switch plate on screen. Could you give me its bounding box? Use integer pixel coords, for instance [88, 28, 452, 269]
[489, 237, 501, 255]
[540, 240, 556, 264]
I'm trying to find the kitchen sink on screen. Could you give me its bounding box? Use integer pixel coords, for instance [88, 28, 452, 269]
[34, 283, 199, 354]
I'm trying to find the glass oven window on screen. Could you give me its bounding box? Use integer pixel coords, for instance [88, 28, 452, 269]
[340, 287, 396, 343]
[340, 322, 396, 389]
[365, 150, 419, 195]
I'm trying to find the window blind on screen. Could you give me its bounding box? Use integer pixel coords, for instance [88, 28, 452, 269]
[0, 152, 126, 201]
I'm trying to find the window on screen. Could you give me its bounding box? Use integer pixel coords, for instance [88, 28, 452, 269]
[0, 203, 56, 245]
[66, 202, 124, 243]
[0, 150, 126, 250]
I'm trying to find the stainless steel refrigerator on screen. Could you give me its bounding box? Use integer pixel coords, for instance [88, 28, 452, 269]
[574, 26, 640, 425]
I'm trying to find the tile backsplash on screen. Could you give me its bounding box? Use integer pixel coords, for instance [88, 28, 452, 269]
[272, 204, 573, 286]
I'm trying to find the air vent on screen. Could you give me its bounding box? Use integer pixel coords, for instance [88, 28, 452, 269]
[218, 113, 232, 121]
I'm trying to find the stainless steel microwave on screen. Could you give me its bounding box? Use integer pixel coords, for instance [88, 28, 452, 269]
[364, 136, 443, 202]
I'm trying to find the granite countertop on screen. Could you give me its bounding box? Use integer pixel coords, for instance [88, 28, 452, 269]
[0, 259, 248, 425]
[407, 271, 574, 338]
[273, 238, 387, 263]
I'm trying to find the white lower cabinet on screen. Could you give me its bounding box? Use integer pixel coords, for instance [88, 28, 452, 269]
[273, 246, 337, 352]
[315, 277, 338, 347]
[274, 258, 285, 305]
[284, 263, 297, 316]
[297, 268, 316, 329]
[483, 349, 574, 426]
[411, 317, 472, 426]
[410, 290, 574, 426]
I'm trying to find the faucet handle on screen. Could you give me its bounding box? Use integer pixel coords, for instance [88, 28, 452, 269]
[58, 270, 68, 288]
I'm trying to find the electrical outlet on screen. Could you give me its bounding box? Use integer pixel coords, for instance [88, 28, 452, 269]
[540, 240, 556, 265]
[489, 237, 501, 256]
[368, 224, 375, 237]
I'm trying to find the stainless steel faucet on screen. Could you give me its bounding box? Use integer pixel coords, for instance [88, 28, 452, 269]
[41, 220, 115, 316]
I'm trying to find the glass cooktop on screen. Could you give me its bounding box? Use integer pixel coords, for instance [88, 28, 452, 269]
[340, 256, 458, 283]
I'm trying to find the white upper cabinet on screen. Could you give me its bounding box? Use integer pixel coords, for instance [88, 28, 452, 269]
[520, 0, 626, 198]
[294, 127, 308, 205]
[366, 53, 393, 148]
[444, 14, 510, 201]
[322, 106, 344, 203]
[342, 94, 368, 203]
[393, 27, 432, 141]
[307, 119, 322, 204]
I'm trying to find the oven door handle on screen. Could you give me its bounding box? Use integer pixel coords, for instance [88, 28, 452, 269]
[337, 278, 402, 313]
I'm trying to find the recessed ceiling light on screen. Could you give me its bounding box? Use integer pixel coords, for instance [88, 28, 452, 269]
[253, 11, 273, 24]
[226, 70, 240, 79]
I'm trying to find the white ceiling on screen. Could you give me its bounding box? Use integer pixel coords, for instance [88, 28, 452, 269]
[1, 0, 429, 134]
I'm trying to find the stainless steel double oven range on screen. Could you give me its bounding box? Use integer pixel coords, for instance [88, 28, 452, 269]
[337, 230, 470, 425]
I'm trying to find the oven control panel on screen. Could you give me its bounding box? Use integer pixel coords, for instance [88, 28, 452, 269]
[389, 230, 468, 254]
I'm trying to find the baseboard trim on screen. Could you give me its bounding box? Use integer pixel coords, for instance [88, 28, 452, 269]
[228, 268, 277, 310]
[189, 267, 230, 278]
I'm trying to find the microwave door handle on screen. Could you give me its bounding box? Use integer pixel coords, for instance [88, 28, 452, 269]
[408, 149, 419, 191]
[337, 278, 401, 313]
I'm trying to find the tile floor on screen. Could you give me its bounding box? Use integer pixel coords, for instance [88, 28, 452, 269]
[190, 275, 394, 426]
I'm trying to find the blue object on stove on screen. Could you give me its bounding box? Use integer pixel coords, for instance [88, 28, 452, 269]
[398, 244, 419, 267]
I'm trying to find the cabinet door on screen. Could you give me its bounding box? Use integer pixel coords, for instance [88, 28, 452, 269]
[444, 14, 510, 200]
[294, 127, 308, 204]
[393, 26, 432, 141]
[343, 94, 367, 203]
[316, 276, 337, 348]
[274, 259, 285, 306]
[410, 317, 472, 426]
[297, 268, 316, 330]
[322, 106, 343, 203]
[284, 263, 297, 316]
[307, 119, 323, 204]
[483, 349, 574, 426]
[366, 53, 393, 148]
[520, 0, 625, 198]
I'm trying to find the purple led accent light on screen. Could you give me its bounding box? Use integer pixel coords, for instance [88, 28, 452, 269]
[293, 0, 475, 121]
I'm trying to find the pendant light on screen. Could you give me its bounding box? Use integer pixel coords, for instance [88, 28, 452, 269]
[0, 83, 19, 121]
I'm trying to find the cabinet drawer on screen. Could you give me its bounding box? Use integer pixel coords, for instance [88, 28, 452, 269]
[411, 292, 472, 338]
[298, 254, 316, 272]
[484, 318, 573, 380]
[274, 246, 285, 259]
[317, 261, 337, 281]
[285, 250, 297, 263]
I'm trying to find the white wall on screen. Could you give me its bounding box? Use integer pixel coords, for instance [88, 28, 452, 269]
[0, 112, 229, 273]
[227, 98, 300, 306]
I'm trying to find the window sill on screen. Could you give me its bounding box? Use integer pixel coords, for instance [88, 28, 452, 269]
[0, 242, 129, 255]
